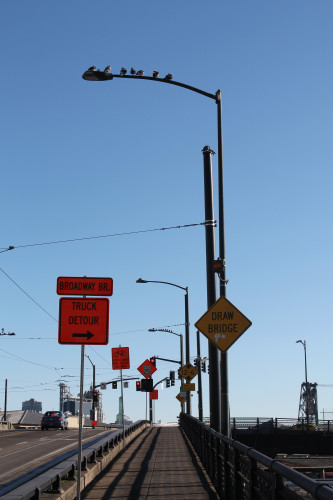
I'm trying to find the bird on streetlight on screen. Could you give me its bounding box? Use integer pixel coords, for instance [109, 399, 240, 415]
[136, 70, 144, 76]
[88, 66, 96, 71]
[152, 70, 159, 78]
[130, 67, 136, 75]
[164, 73, 173, 81]
[120, 67, 127, 75]
[104, 66, 111, 73]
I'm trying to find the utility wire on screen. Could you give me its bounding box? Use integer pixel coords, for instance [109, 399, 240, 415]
[4, 220, 215, 250]
[0, 266, 58, 322]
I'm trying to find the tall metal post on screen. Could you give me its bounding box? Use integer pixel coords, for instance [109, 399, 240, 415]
[4, 379, 8, 422]
[216, 91, 230, 436]
[202, 146, 220, 432]
[92, 363, 96, 423]
[77, 345, 85, 500]
[196, 331, 203, 421]
[184, 288, 191, 415]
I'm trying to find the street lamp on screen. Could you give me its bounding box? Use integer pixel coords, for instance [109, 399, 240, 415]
[83, 67, 228, 434]
[296, 339, 309, 429]
[149, 328, 185, 413]
[148, 328, 184, 369]
[137, 278, 191, 414]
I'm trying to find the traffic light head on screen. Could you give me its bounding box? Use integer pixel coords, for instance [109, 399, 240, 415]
[150, 357, 156, 367]
[93, 391, 98, 402]
[136, 381, 141, 392]
[171, 378, 175, 386]
[170, 371, 175, 381]
[112, 381, 117, 389]
[166, 378, 170, 388]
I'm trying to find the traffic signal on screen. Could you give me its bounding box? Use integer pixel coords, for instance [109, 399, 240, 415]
[112, 381, 117, 389]
[166, 378, 170, 388]
[136, 381, 141, 392]
[150, 357, 156, 368]
[170, 371, 175, 386]
[141, 378, 154, 392]
[202, 361, 206, 373]
[93, 391, 98, 403]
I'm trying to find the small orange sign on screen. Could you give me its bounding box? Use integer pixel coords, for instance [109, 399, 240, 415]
[150, 390, 158, 400]
[112, 347, 130, 370]
[58, 297, 109, 345]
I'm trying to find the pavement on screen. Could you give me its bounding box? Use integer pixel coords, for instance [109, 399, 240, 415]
[81, 424, 219, 499]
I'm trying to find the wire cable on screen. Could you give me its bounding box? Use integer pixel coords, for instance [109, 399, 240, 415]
[6, 221, 215, 250]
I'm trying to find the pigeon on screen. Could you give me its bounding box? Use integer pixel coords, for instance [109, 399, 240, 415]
[104, 66, 111, 73]
[88, 66, 96, 71]
[152, 70, 159, 78]
[120, 67, 127, 76]
[164, 73, 173, 81]
[136, 70, 144, 76]
[130, 67, 136, 75]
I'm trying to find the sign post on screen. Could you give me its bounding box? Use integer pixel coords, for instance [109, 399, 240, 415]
[112, 346, 130, 450]
[57, 275, 112, 500]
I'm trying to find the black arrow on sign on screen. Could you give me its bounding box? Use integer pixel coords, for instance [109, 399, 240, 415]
[72, 331, 94, 340]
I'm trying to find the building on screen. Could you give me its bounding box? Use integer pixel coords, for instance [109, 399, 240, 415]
[22, 398, 42, 412]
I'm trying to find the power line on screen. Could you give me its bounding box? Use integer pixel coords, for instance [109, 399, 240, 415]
[5, 221, 214, 251]
[0, 266, 58, 322]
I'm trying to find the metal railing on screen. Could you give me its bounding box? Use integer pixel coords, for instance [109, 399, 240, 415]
[180, 413, 333, 499]
[0, 420, 149, 499]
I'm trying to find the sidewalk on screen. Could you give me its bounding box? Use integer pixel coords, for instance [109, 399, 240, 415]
[81, 425, 219, 499]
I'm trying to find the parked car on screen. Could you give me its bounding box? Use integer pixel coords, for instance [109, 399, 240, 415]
[41, 411, 69, 430]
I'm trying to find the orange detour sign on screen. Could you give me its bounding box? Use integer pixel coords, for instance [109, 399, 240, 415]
[57, 276, 113, 296]
[112, 347, 130, 370]
[195, 296, 252, 352]
[58, 297, 109, 345]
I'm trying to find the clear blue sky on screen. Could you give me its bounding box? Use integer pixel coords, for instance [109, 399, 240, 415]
[1, 1, 332, 424]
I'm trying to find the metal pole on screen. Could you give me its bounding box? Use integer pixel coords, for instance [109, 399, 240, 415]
[180, 334, 184, 413]
[202, 146, 220, 432]
[4, 379, 7, 422]
[149, 393, 153, 425]
[120, 368, 125, 450]
[92, 362, 96, 428]
[304, 341, 309, 429]
[196, 331, 203, 421]
[185, 289, 191, 415]
[77, 345, 85, 500]
[216, 91, 230, 436]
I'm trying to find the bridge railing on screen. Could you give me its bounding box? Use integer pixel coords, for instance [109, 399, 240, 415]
[179, 413, 333, 499]
[230, 417, 333, 432]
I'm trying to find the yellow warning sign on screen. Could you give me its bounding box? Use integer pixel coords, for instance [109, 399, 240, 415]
[178, 362, 198, 382]
[176, 393, 186, 404]
[195, 296, 252, 352]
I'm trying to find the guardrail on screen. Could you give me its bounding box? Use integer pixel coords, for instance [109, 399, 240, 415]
[180, 413, 333, 499]
[1, 420, 149, 499]
[230, 417, 333, 432]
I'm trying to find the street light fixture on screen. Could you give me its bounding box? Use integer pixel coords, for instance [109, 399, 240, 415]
[137, 278, 191, 414]
[296, 339, 309, 429]
[148, 328, 184, 373]
[0, 246, 14, 254]
[83, 66, 229, 434]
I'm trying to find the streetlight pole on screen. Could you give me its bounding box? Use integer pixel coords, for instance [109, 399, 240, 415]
[149, 328, 184, 413]
[137, 278, 191, 415]
[296, 339, 309, 429]
[85, 355, 96, 427]
[83, 67, 229, 432]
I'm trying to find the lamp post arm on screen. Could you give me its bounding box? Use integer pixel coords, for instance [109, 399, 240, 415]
[82, 71, 217, 101]
[155, 356, 181, 365]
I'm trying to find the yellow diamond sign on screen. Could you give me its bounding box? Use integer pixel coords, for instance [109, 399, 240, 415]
[178, 362, 198, 382]
[195, 296, 252, 352]
[176, 393, 186, 404]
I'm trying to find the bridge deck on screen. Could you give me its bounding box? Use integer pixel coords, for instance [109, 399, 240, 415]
[81, 424, 218, 499]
